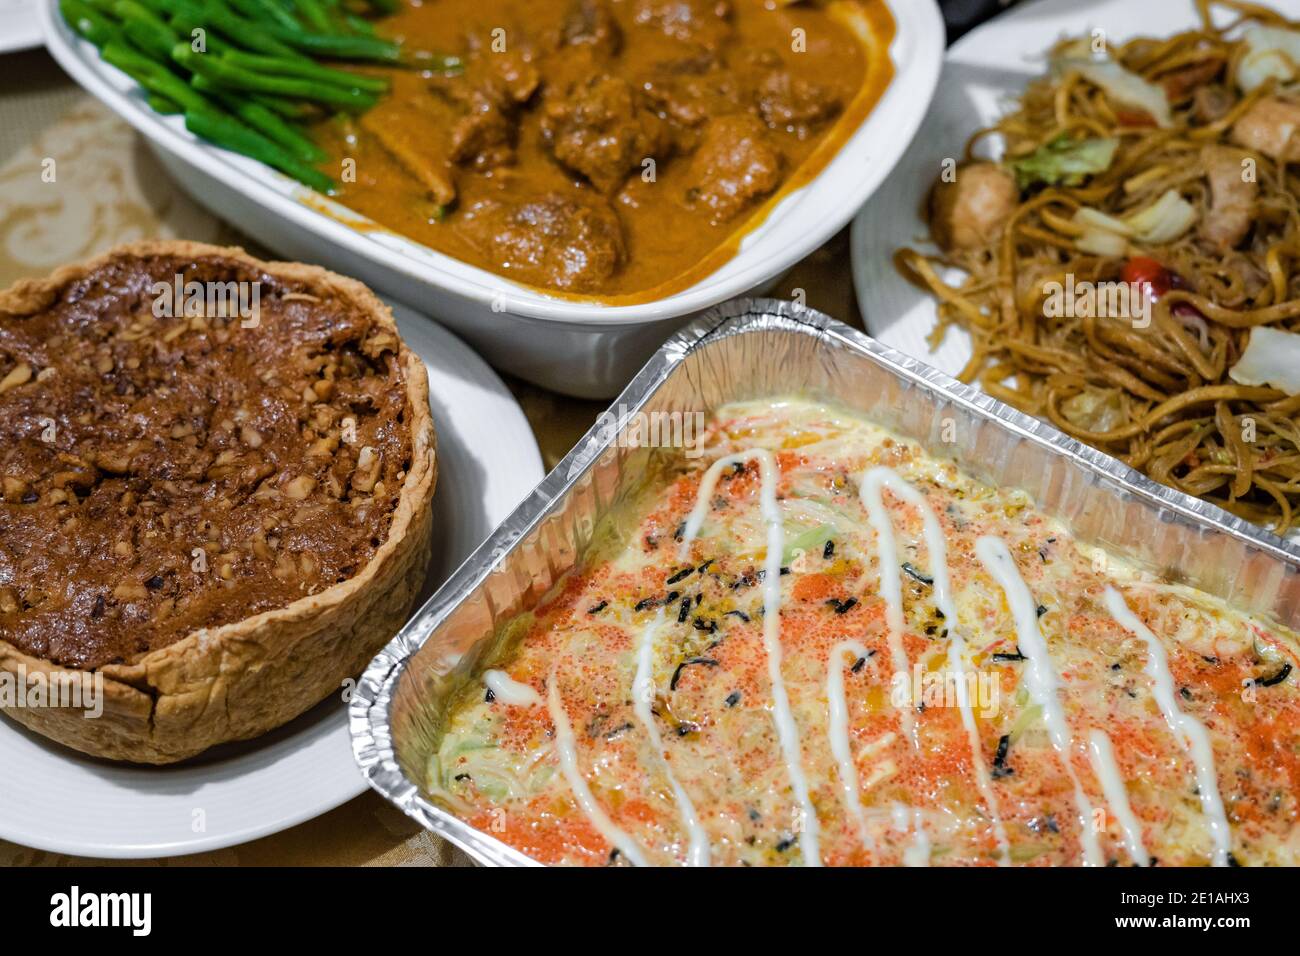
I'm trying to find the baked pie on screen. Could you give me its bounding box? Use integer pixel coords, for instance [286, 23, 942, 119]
[0, 241, 436, 763]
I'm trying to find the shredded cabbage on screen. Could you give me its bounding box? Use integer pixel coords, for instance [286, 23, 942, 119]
[1055, 42, 1174, 128]
[1072, 188, 1196, 253]
[1010, 136, 1119, 189]
[1237, 24, 1300, 92]
[1228, 327, 1300, 395]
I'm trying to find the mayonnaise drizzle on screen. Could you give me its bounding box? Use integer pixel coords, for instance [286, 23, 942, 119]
[858, 469, 917, 740]
[547, 666, 650, 867]
[892, 802, 931, 866]
[1087, 729, 1150, 866]
[679, 449, 822, 866]
[1104, 586, 1232, 866]
[633, 609, 711, 866]
[827, 641, 876, 854]
[859, 467, 1011, 865]
[483, 670, 542, 707]
[975, 536, 1104, 866]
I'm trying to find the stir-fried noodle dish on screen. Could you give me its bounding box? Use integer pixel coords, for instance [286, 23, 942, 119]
[900, 0, 1300, 534]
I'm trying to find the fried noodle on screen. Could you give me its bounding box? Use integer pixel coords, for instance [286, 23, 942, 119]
[899, 0, 1300, 534]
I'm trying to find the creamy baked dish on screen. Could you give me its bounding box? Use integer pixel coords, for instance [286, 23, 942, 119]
[0, 242, 436, 763]
[431, 398, 1299, 865]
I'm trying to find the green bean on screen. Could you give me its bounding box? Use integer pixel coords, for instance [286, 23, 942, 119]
[115, 0, 176, 35]
[126, 0, 172, 16]
[184, 0, 310, 60]
[227, 0, 303, 33]
[190, 73, 319, 120]
[102, 42, 213, 114]
[61, 0, 122, 46]
[117, 1, 179, 58]
[252, 92, 319, 119]
[341, 13, 375, 36]
[122, 18, 173, 57]
[147, 93, 182, 114]
[219, 47, 387, 93]
[193, 79, 327, 163]
[173, 44, 378, 110]
[184, 108, 333, 192]
[254, 22, 401, 61]
[167, 12, 233, 54]
[79, 0, 121, 18]
[292, 0, 335, 34]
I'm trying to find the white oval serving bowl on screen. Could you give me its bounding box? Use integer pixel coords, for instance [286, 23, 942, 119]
[42, 0, 944, 397]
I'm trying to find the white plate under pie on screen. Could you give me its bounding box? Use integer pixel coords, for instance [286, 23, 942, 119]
[1, 0, 42, 54]
[0, 304, 544, 858]
[849, 0, 1280, 376]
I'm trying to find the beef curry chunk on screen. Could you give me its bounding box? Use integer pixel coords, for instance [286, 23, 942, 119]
[543, 74, 672, 192]
[447, 52, 541, 170]
[684, 114, 784, 223]
[640, 54, 745, 128]
[456, 194, 626, 291]
[632, 0, 733, 51]
[559, 0, 622, 57]
[757, 70, 841, 136]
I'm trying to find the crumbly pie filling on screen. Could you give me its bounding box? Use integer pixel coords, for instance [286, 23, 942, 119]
[0, 253, 414, 671]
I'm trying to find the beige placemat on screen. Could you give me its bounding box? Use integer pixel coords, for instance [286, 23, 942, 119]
[0, 53, 859, 865]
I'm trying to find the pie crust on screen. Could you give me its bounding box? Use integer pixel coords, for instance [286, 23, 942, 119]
[0, 241, 437, 763]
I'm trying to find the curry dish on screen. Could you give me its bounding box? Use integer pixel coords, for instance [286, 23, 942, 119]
[316, 0, 893, 299]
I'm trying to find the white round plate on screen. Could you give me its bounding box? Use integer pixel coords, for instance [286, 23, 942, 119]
[851, 0, 1283, 375]
[1, 0, 42, 53]
[0, 305, 544, 858]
